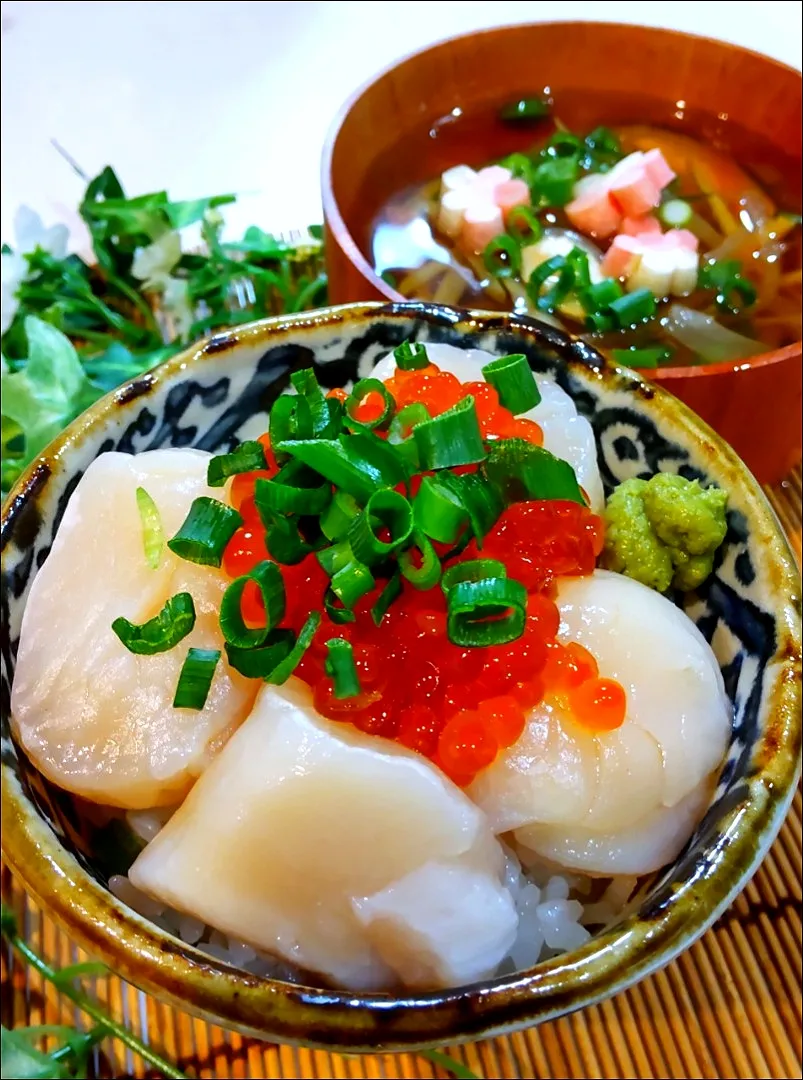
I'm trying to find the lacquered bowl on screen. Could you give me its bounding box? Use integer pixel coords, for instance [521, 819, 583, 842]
[1, 303, 800, 1050]
[321, 22, 803, 485]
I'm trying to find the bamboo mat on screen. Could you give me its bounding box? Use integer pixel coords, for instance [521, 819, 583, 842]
[2, 468, 801, 1080]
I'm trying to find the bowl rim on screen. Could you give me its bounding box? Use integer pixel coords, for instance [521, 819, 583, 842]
[320, 19, 803, 382]
[2, 301, 801, 1050]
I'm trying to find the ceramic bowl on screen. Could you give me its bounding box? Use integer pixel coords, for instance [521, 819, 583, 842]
[321, 21, 803, 485]
[1, 302, 800, 1051]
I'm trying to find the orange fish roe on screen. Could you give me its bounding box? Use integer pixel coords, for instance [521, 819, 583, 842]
[220, 368, 626, 785]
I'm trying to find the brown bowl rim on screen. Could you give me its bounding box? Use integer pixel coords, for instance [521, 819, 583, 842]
[320, 20, 803, 382]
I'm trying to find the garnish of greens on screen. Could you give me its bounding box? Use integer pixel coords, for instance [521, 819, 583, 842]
[116, 344, 582, 712]
[1, 906, 478, 1080]
[1, 165, 327, 499]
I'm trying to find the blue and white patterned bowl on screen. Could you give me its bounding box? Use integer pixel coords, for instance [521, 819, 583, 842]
[1, 302, 800, 1050]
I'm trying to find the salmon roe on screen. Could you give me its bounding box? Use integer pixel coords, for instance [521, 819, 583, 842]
[220, 364, 625, 785]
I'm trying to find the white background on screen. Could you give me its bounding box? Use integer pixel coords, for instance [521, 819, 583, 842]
[1, 0, 801, 245]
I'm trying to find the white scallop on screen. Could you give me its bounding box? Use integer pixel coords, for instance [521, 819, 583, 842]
[11, 449, 259, 809]
[469, 570, 731, 875]
[371, 342, 604, 511]
[130, 679, 517, 991]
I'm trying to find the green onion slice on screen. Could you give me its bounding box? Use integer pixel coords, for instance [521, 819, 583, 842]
[225, 630, 295, 678]
[320, 489, 361, 541]
[699, 258, 757, 314]
[370, 571, 402, 626]
[526, 255, 575, 313]
[263, 513, 320, 565]
[388, 402, 430, 444]
[135, 486, 164, 570]
[608, 288, 657, 327]
[324, 587, 357, 624]
[481, 353, 541, 414]
[349, 489, 414, 565]
[324, 638, 361, 699]
[345, 378, 396, 431]
[442, 470, 505, 546]
[394, 340, 430, 371]
[446, 576, 527, 648]
[269, 393, 313, 453]
[254, 461, 331, 517]
[413, 396, 486, 471]
[280, 433, 408, 501]
[316, 538, 355, 577]
[441, 558, 507, 594]
[112, 592, 196, 655]
[499, 96, 550, 121]
[579, 278, 623, 314]
[483, 234, 522, 279]
[531, 156, 578, 207]
[413, 474, 469, 544]
[566, 247, 592, 291]
[207, 441, 267, 487]
[219, 560, 286, 648]
[265, 611, 321, 684]
[399, 531, 441, 590]
[173, 647, 220, 710]
[167, 497, 243, 568]
[331, 560, 375, 609]
[506, 206, 543, 245]
[290, 368, 337, 437]
[483, 438, 585, 505]
[611, 346, 673, 369]
[547, 131, 584, 160]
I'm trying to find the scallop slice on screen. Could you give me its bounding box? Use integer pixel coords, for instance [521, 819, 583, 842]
[468, 570, 730, 876]
[370, 342, 604, 512]
[11, 449, 258, 809]
[130, 679, 516, 992]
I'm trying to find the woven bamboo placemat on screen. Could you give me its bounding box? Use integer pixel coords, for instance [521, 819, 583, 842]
[2, 469, 801, 1080]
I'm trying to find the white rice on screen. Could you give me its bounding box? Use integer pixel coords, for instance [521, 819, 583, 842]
[110, 812, 633, 984]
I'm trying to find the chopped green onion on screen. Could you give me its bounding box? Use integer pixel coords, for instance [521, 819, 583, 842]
[370, 571, 402, 626]
[219, 560, 286, 648]
[264, 611, 322, 684]
[394, 340, 430, 371]
[320, 489, 361, 541]
[331, 560, 375, 609]
[111, 592, 196, 655]
[481, 353, 541, 414]
[566, 247, 592, 291]
[483, 438, 586, 505]
[225, 630, 295, 678]
[324, 638, 361, 699]
[291, 368, 337, 437]
[135, 486, 164, 570]
[324, 587, 357, 624]
[526, 255, 575, 313]
[388, 402, 430, 443]
[499, 96, 550, 121]
[173, 647, 220, 710]
[579, 278, 624, 314]
[349, 489, 414, 565]
[399, 531, 441, 589]
[611, 346, 673, 369]
[531, 157, 578, 207]
[547, 131, 584, 160]
[206, 441, 267, 487]
[167, 497, 243, 568]
[608, 288, 657, 327]
[413, 474, 469, 544]
[263, 512, 321, 564]
[345, 378, 396, 431]
[585, 309, 617, 332]
[440, 470, 505, 546]
[280, 433, 407, 501]
[254, 461, 331, 517]
[583, 126, 622, 171]
[441, 559, 507, 594]
[316, 538, 354, 576]
[446, 576, 527, 648]
[506, 205, 543, 245]
[483, 234, 522, 279]
[500, 152, 536, 184]
[699, 259, 757, 314]
[269, 393, 312, 453]
[659, 199, 693, 228]
[413, 396, 485, 470]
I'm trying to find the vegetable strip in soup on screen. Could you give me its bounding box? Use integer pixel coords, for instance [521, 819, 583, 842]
[371, 111, 801, 369]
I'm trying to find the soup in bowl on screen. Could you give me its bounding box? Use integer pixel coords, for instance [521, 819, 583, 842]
[322, 22, 803, 483]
